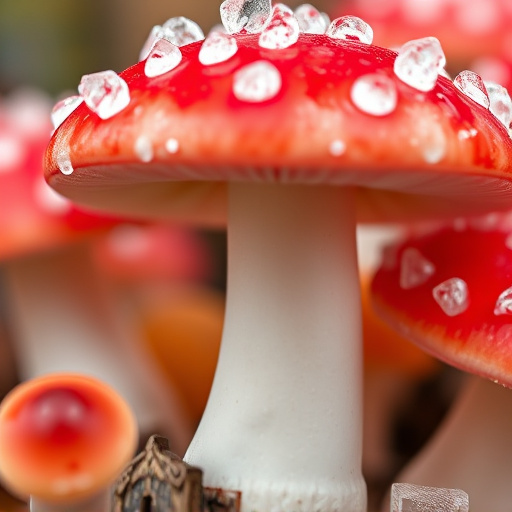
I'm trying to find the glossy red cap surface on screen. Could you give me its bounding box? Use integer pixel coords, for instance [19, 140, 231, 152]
[371, 216, 512, 386]
[0, 373, 137, 502]
[45, 33, 512, 226]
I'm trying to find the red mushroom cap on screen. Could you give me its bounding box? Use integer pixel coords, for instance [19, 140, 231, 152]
[0, 373, 138, 503]
[45, 31, 512, 225]
[371, 215, 512, 387]
[0, 91, 120, 261]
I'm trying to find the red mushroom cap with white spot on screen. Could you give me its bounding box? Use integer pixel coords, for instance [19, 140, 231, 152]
[44, 29, 512, 225]
[371, 216, 512, 387]
[0, 373, 138, 503]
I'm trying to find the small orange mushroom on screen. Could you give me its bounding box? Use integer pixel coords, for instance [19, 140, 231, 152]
[0, 373, 137, 511]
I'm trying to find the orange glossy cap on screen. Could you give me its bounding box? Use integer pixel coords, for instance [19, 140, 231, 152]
[0, 373, 138, 503]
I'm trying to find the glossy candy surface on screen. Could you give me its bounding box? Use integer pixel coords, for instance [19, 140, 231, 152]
[0, 374, 137, 503]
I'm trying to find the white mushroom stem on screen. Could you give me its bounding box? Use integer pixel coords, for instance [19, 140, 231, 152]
[31, 490, 109, 512]
[3, 242, 193, 454]
[393, 375, 512, 512]
[184, 183, 366, 512]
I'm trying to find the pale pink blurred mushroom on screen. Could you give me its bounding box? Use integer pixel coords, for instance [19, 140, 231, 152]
[0, 89, 192, 453]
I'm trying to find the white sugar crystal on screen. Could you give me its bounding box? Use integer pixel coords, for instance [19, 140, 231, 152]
[233, 61, 282, 102]
[165, 138, 180, 153]
[294, 4, 328, 34]
[34, 178, 71, 215]
[145, 38, 182, 77]
[326, 16, 373, 44]
[259, 4, 300, 50]
[394, 37, 446, 92]
[350, 73, 397, 116]
[56, 150, 74, 176]
[494, 286, 512, 316]
[199, 31, 238, 65]
[485, 81, 512, 130]
[458, 128, 478, 140]
[0, 134, 25, 173]
[140, 18, 204, 61]
[161, 17, 204, 46]
[220, 0, 272, 34]
[400, 247, 435, 289]
[329, 139, 346, 156]
[433, 277, 469, 317]
[391, 483, 469, 512]
[78, 70, 130, 120]
[51, 95, 83, 130]
[134, 135, 154, 162]
[454, 71, 490, 109]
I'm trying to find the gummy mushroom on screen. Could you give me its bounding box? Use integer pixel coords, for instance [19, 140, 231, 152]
[0, 90, 191, 451]
[0, 373, 138, 512]
[44, 4, 512, 512]
[371, 216, 512, 512]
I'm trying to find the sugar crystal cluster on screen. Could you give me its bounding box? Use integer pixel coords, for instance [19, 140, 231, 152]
[326, 16, 373, 44]
[233, 61, 282, 102]
[350, 74, 397, 116]
[454, 70, 490, 109]
[259, 4, 300, 49]
[144, 39, 182, 78]
[220, 0, 272, 34]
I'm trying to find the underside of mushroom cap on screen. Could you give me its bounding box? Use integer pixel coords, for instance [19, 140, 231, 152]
[371, 217, 512, 387]
[45, 31, 512, 226]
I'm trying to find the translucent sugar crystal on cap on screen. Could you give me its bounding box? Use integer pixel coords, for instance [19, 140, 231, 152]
[78, 70, 130, 120]
[393, 37, 446, 92]
[400, 247, 436, 290]
[326, 16, 373, 44]
[139, 18, 204, 61]
[144, 39, 182, 78]
[350, 73, 397, 116]
[494, 286, 512, 316]
[454, 71, 490, 109]
[259, 4, 300, 50]
[391, 483, 469, 512]
[220, 0, 272, 34]
[56, 149, 74, 176]
[433, 277, 469, 317]
[484, 81, 512, 131]
[233, 60, 282, 102]
[294, 4, 328, 34]
[51, 95, 83, 130]
[199, 31, 238, 65]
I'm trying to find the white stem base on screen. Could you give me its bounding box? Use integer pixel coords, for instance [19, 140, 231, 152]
[185, 183, 366, 512]
[3, 243, 193, 453]
[394, 376, 512, 512]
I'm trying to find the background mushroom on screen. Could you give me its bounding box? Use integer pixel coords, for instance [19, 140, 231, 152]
[0, 372, 137, 512]
[371, 214, 512, 512]
[44, 6, 512, 512]
[0, 88, 191, 452]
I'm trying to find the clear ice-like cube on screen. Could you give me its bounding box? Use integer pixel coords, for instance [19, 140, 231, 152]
[326, 16, 373, 44]
[144, 39, 182, 78]
[51, 95, 83, 130]
[220, 0, 272, 34]
[294, 4, 328, 34]
[350, 73, 397, 116]
[259, 4, 300, 50]
[199, 31, 238, 65]
[400, 247, 436, 289]
[454, 70, 490, 109]
[485, 81, 512, 131]
[433, 277, 469, 317]
[391, 483, 469, 512]
[56, 149, 74, 176]
[78, 70, 130, 120]
[393, 37, 446, 92]
[494, 286, 512, 316]
[233, 60, 282, 102]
